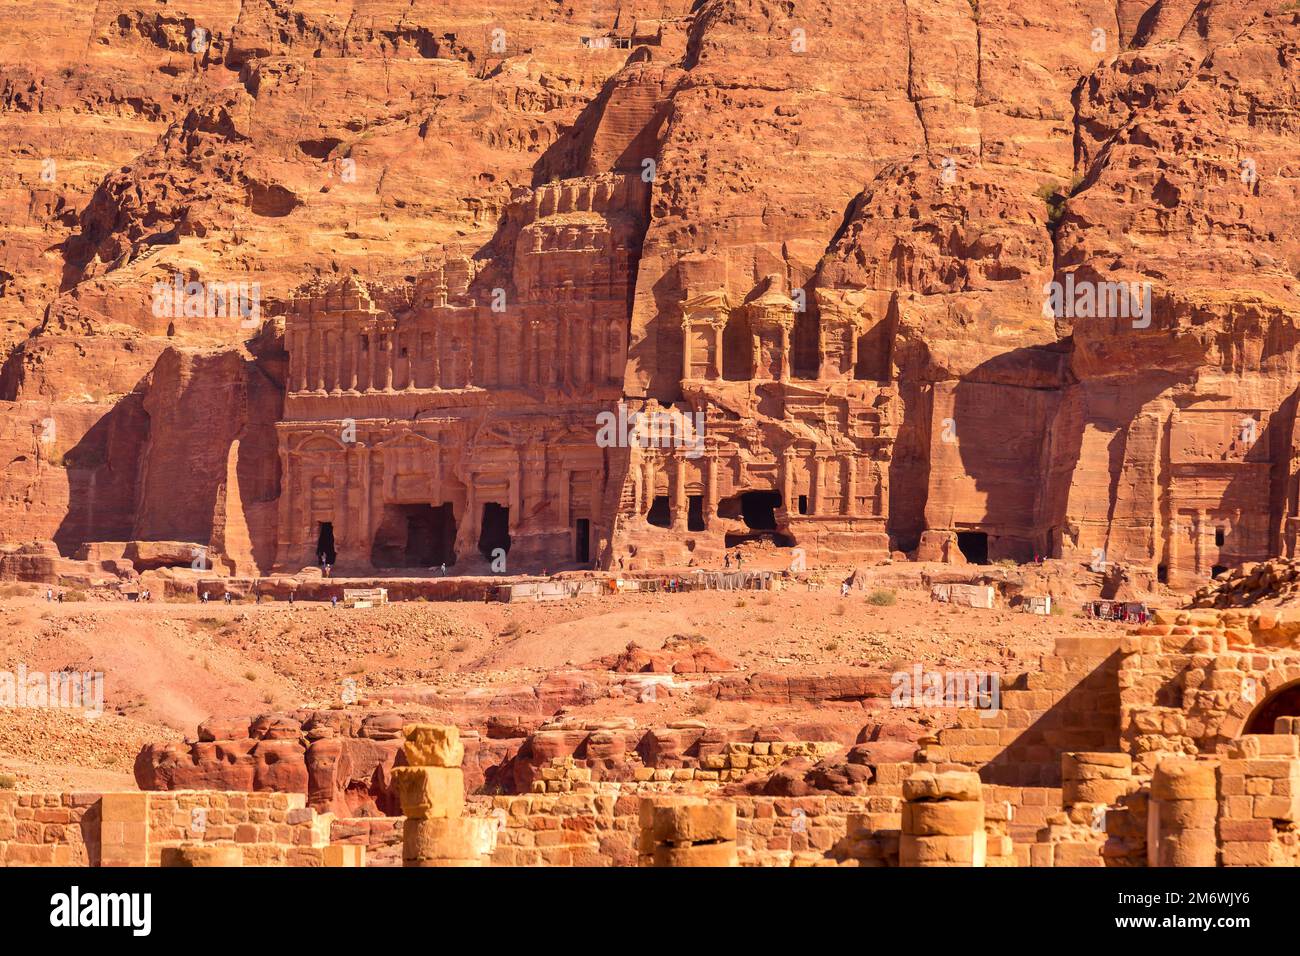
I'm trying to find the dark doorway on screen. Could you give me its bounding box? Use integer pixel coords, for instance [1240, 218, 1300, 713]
[956, 531, 989, 564]
[687, 495, 705, 532]
[1215, 527, 1226, 547]
[722, 313, 752, 380]
[575, 518, 590, 563]
[739, 491, 781, 530]
[315, 522, 336, 565]
[1244, 682, 1300, 734]
[371, 503, 457, 568]
[798, 494, 808, 516]
[1212, 564, 1227, 578]
[478, 502, 511, 560]
[718, 490, 792, 547]
[647, 495, 671, 528]
[406, 504, 456, 567]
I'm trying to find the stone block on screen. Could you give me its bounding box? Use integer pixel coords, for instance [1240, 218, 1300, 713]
[402, 724, 465, 768]
[391, 767, 463, 819]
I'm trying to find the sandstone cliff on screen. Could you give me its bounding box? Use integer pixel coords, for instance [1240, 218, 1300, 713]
[0, 0, 1296, 586]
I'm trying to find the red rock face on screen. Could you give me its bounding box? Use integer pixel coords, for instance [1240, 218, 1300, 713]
[1, 1, 1299, 585]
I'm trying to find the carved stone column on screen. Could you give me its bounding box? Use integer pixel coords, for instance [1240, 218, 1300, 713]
[681, 316, 693, 381]
[313, 327, 326, 392]
[843, 456, 857, 516]
[809, 453, 823, 516]
[347, 320, 359, 392]
[509, 447, 523, 532]
[781, 447, 798, 515]
[642, 455, 657, 518]
[671, 452, 687, 530]
[368, 322, 379, 391]
[294, 329, 309, 391]
[383, 327, 395, 391]
[704, 450, 718, 526]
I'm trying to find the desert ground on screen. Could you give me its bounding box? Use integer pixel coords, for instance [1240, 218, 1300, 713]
[0, 560, 1132, 791]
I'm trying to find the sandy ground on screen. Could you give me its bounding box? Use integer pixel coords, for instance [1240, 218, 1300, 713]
[0, 575, 1134, 790]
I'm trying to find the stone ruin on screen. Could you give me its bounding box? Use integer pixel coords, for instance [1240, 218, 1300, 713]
[392, 724, 496, 867]
[3, 605, 1300, 868]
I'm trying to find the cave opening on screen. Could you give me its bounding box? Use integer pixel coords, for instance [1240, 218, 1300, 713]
[315, 521, 336, 565]
[574, 518, 590, 563]
[687, 495, 705, 532]
[718, 491, 793, 547]
[371, 503, 457, 568]
[956, 531, 989, 565]
[647, 495, 671, 528]
[478, 502, 511, 561]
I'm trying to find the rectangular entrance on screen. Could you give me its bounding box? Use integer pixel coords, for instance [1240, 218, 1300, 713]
[371, 503, 457, 568]
[478, 502, 511, 560]
[574, 518, 590, 563]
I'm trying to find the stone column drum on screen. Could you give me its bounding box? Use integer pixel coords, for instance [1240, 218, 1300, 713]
[1148, 758, 1218, 867]
[900, 771, 986, 867]
[394, 724, 495, 867]
[160, 844, 244, 867]
[1063, 752, 1134, 808]
[639, 796, 737, 867]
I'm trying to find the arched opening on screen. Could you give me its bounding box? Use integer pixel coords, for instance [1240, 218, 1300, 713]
[1244, 681, 1300, 734]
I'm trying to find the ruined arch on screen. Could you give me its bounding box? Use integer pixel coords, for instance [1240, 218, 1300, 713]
[1242, 678, 1300, 735]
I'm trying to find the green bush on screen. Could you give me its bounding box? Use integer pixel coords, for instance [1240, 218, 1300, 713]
[867, 589, 897, 606]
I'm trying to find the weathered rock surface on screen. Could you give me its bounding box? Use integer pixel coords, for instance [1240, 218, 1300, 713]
[1, 0, 1298, 587]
